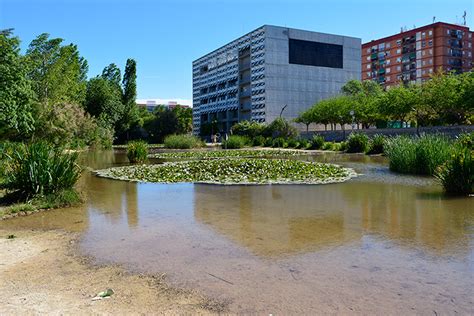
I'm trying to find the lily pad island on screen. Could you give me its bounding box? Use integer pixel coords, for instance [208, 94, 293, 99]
[95, 150, 356, 185]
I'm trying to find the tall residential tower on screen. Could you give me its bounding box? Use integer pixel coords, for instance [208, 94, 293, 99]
[362, 22, 473, 87]
[192, 25, 361, 135]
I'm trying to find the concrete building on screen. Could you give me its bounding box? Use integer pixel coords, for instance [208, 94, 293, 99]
[136, 99, 191, 112]
[192, 25, 361, 135]
[362, 22, 473, 87]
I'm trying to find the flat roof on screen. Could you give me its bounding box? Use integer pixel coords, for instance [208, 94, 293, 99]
[362, 21, 472, 47]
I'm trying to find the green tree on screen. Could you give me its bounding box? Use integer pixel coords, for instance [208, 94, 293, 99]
[173, 105, 193, 134]
[294, 108, 315, 133]
[25, 33, 88, 106]
[143, 106, 179, 143]
[0, 29, 36, 139]
[118, 58, 139, 138]
[84, 77, 124, 128]
[377, 84, 414, 124]
[101, 63, 122, 88]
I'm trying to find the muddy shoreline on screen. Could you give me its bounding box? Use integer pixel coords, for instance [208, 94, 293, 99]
[0, 228, 227, 315]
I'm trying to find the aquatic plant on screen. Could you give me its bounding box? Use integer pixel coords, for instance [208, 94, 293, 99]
[164, 134, 204, 149]
[1, 142, 81, 197]
[126, 140, 148, 163]
[346, 133, 369, 153]
[310, 135, 325, 149]
[454, 132, 473, 150]
[435, 146, 473, 195]
[384, 135, 452, 175]
[366, 134, 386, 155]
[96, 158, 356, 185]
[149, 149, 303, 160]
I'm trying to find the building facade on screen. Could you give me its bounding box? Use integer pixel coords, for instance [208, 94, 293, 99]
[362, 22, 473, 87]
[192, 25, 361, 135]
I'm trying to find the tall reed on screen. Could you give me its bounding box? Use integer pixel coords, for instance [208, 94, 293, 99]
[1, 142, 81, 197]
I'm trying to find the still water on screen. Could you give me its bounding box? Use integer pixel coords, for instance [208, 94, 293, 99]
[1, 150, 473, 314]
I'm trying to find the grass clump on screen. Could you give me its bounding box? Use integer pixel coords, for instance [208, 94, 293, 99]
[1, 142, 81, 197]
[366, 134, 386, 155]
[435, 146, 473, 195]
[455, 132, 473, 150]
[310, 135, 325, 149]
[164, 134, 204, 149]
[321, 142, 333, 150]
[384, 135, 452, 175]
[126, 140, 148, 163]
[96, 158, 356, 185]
[252, 135, 266, 147]
[1, 189, 82, 218]
[346, 133, 369, 153]
[272, 137, 288, 148]
[222, 135, 248, 149]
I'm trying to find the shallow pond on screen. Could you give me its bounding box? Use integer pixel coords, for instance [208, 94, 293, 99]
[1, 150, 473, 314]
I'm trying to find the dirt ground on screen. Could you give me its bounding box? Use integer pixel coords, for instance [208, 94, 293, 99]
[0, 229, 226, 315]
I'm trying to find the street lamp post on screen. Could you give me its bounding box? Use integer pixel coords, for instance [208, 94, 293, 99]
[279, 104, 288, 118]
[350, 110, 355, 132]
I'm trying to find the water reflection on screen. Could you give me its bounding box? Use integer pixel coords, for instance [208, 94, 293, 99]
[193, 182, 473, 258]
[1, 150, 472, 260]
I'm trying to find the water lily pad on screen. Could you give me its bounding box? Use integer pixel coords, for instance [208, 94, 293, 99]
[96, 158, 356, 185]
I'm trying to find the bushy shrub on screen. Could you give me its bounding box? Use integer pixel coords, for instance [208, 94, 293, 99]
[272, 137, 287, 148]
[1, 142, 81, 197]
[346, 133, 369, 153]
[366, 134, 386, 155]
[252, 135, 266, 147]
[230, 121, 266, 138]
[126, 140, 148, 163]
[435, 146, 473, 195]
[164, 134, 204, 149]
[223, 135, 248, 149]
[310, 135, 325, 149]
[37, 103, 113, 149]
[384, 135, 452, 175]
[455, 132, 473, 150]
[264, 118, 298, 138]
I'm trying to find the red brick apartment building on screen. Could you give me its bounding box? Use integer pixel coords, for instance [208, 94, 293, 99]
[362, 22, 473, 87]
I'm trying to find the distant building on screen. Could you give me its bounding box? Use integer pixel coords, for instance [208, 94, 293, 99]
[192, 25, 361, 135]
[362, 22, 473, 87]
[136, 99, 191, 112]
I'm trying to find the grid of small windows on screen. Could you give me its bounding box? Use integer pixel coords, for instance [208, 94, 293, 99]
[192, 27, 266, 132]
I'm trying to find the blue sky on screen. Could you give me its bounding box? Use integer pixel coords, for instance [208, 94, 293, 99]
[1, 0, 473, 104]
